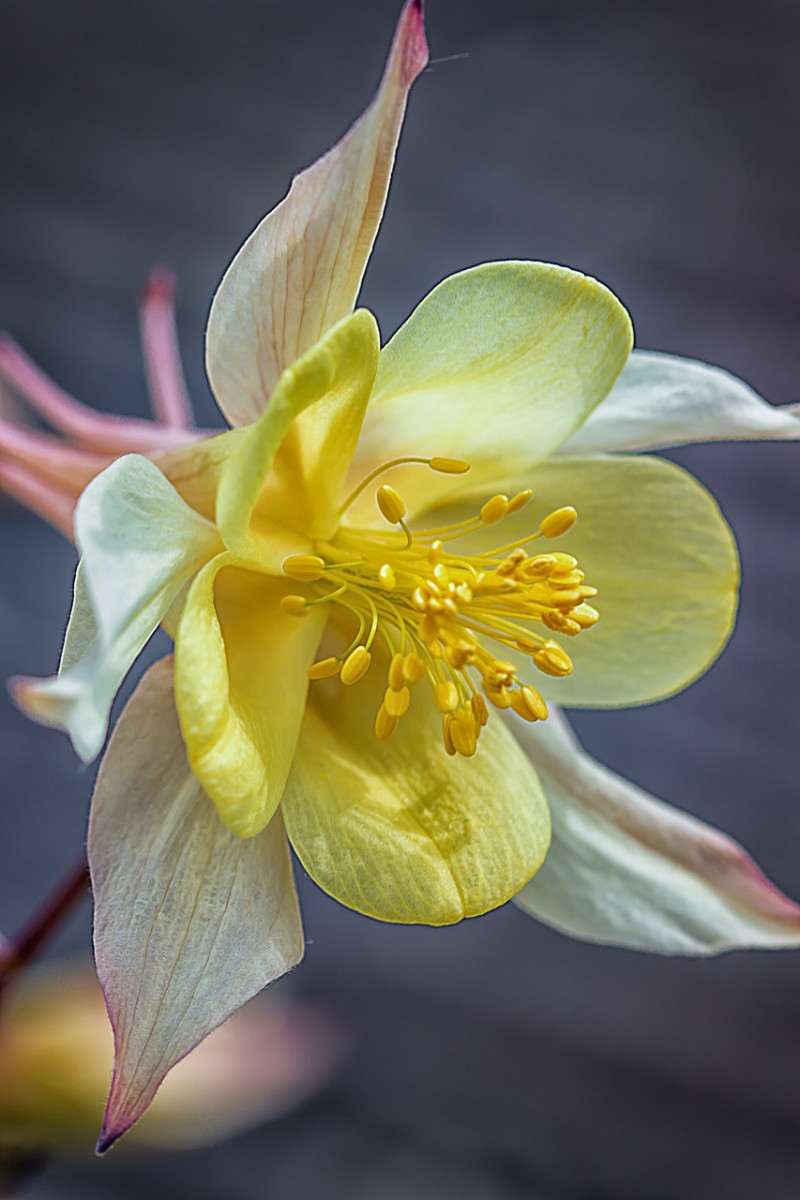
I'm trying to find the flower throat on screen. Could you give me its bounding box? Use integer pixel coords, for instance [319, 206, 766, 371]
[279, 456, 599, 758]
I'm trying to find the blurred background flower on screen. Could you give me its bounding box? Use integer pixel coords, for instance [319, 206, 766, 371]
[0, 960, 342, 1166]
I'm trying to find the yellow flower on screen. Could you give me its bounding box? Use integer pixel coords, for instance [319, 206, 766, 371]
[8, 0, 800, 1151]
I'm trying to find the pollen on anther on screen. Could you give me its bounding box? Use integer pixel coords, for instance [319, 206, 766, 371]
[376, 484, 407, 525]
[434, 680, 459, 712]
[307, 657, 341, 680]
[428, 456, 471, 474]
[384, 685, 411, 716]
[539, 507, 577, 539]
[480, 494, 509, 525]
[378, 563, 396, 590]
[340, 645, 372, 685]
[507, 489, 533, 514]
[280, 594, 309, 617]
[282, 554, 326, 581]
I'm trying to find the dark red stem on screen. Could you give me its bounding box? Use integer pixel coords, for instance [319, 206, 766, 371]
[0, 856, 90, 996]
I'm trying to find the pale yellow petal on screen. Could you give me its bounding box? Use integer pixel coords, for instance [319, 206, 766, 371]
[349, 262, 632, 520]
[90, 658, 303, 1150]
[174, 556, 326, 837]
[282, 652, 551, 924]
[206, 1, 428, 427]
[445, 454, 739, 707]
[215, 310, 380, 568]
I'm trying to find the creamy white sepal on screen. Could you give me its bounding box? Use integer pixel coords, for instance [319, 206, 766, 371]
[13, 455, 220, 761]
[561, 349, 800, 454]
[91, 657, 304, 1152]
[512, 708, 800, 955]
[205, 0, 428, 427]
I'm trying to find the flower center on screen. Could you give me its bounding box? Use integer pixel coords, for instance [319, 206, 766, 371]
[279, 456, 599, 757]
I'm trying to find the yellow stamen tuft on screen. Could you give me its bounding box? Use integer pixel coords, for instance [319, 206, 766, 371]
[428, 456, 471, 474]
[376, 484, 407, 525]
[340, 645, 372, 685]
[539, 507, 578, 538]
[303, 453, 595, 757]
[282, 554, 326, 581]
[307, 657, 342, 680]
[280, 594, 309, 617]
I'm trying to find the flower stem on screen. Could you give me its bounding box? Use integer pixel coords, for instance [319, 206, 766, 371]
[0, 856, 91, 998]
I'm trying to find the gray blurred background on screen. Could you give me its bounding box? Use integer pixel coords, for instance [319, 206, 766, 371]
[1, 0, 800, 1196]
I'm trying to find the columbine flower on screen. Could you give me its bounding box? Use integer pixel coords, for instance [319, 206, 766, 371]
[6, 0, 800, 1152]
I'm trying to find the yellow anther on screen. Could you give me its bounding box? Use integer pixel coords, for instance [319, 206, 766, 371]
[550, 552, 578, 570]
[434, 680, 460, 713]
[442, 714, 457, 756]
[340, 645, 372, 685]
[450, 712, 478, 757]
[480, 494, 509, 525]
[384, 685, 411, 717]
[403, 652, 425, 684]
[533, 642, 573, 677]
[308, 657, 342, 680]
[573, 603, 600, 628]
[376, 484, 407, 524]
[282, 554, 326, 582]
[539, 506, 577, 539]
[428, 540, 443, 565]
[378, 563, 396, 590]
[471, 693, 489, 727]
[510, 685, 549, 722]
[484, 684, 513, 710]
[521, 554, 557, 578]
[516, 635, 545, 655]
[375, 705, 399, 742]
[542, 611, 582, 636]
[433, 563, 451, 586]
[578, 584, 598, 599]
[280, 594, 309, 617]
[388, 652, 406, 691]
[418, 614, 440, 643]
[522, 686, 549, 720]
[507, 488, 533, 514]
[428, 456, 471, 474]
[445, 643, 472, 670]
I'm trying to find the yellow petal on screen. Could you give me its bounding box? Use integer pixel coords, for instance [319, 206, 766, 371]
[281, 654, 551, 924]
[174, 556, 326, 836]
[205, 1, 428, 427]
[450, 454, 739, 707]
[215, 310, 380, 567]
[350, 262, 632, 519]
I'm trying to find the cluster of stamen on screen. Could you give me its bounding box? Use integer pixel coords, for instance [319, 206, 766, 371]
[280, 456, 599, 757]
